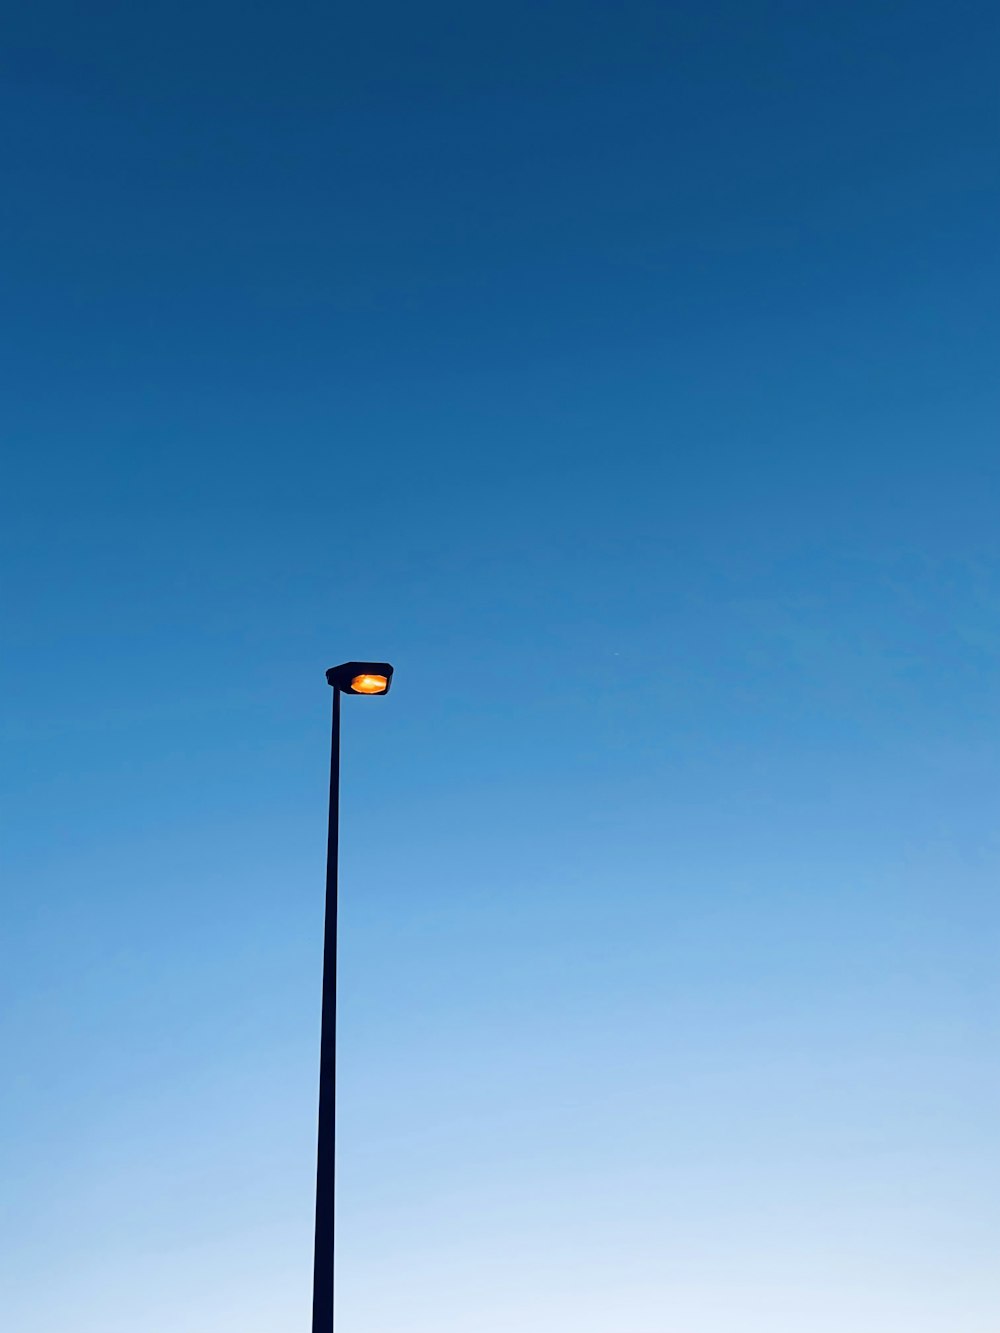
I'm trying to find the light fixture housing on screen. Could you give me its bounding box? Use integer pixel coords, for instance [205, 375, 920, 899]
[325, 661, 394, 696]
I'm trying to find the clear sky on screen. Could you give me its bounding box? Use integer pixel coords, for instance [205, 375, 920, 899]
[2, 2, 999, 1330]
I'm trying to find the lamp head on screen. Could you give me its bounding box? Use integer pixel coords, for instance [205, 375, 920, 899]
[325, 661, 394, 696]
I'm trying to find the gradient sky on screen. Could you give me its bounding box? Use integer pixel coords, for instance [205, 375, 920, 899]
[3, 3, 999, 1330]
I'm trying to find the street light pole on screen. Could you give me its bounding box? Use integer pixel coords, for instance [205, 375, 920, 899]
[311, 684, 340, 1333]
[311, 663, 394, 1333]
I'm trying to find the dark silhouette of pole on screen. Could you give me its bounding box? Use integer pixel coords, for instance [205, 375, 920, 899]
[311, 661, 392, 1332]
[312, 685, 340, 1333]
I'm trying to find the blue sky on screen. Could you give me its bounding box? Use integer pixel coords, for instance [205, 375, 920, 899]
[2, 2, 999, 1329]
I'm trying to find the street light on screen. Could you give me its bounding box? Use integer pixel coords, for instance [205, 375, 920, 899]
[312, 661, 394, 1333]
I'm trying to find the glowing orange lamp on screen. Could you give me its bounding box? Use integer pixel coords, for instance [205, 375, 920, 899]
[325, 661, 394, 695]
[350, 673, 388, 695]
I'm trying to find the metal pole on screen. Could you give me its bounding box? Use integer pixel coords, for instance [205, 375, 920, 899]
[312, 685, 340, 1333]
